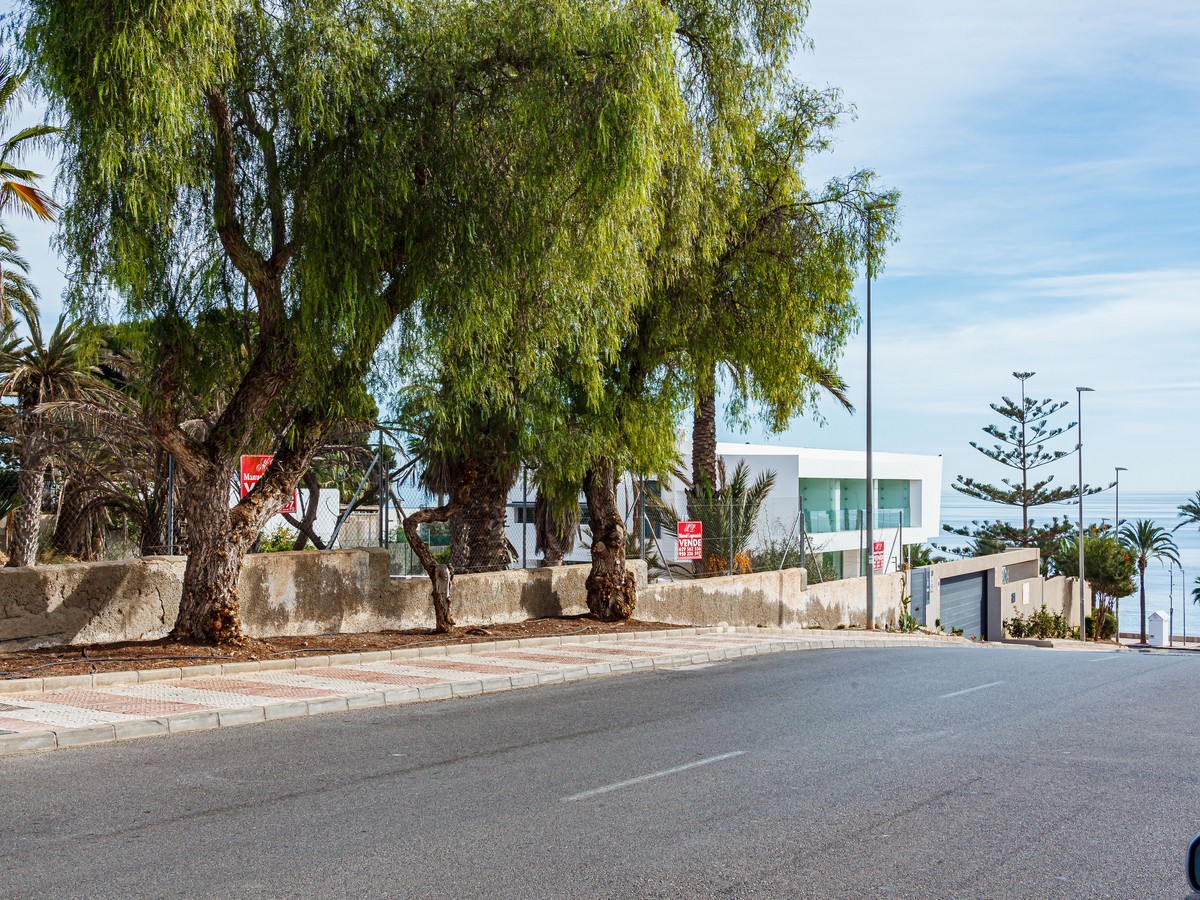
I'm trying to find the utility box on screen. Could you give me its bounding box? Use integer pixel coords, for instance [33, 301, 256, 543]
[1148, 610, 1169, 648]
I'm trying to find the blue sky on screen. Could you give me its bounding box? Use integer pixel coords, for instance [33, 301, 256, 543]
[731, 0, 1200, 494]
[8, 1, 1200, 492]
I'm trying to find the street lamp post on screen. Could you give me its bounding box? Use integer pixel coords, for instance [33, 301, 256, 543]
[1114, 466, 1127, 643]
[1076, 387, 1094, 639]
[863, 202, 894, 631]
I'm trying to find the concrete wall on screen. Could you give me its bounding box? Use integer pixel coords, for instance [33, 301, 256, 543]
[638, 569, 811, 628]
[0, 551, 651, 651]
[0, 544, 1082, 651]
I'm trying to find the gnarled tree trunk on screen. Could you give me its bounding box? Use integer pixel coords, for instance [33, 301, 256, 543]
[171, 475, 255, 644]
[403, 474, 473, 632]
[583, 461, 636, 620]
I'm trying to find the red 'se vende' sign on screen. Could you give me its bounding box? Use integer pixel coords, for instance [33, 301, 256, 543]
[239, 454, 297, 515]
[677, 520, 703, 561]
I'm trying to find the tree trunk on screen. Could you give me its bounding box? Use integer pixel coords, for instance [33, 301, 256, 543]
[535, 496, 572, 568]
[171, 475, 254, 644]
[691, 389, 717, 493]
[403, 480, 472, 633]
[583, 461, 636, 620]
[51, 477, 105, 561]
[1139, 566, 1147, 644]
[285, 471, 326, 551]
[5, 422, 48, 568]
[452, 468, 514, 573]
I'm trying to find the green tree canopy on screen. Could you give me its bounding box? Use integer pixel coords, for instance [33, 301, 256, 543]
[22, 0, 687, 641]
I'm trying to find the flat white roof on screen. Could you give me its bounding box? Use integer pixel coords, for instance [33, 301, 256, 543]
[715, 442, 941, 467]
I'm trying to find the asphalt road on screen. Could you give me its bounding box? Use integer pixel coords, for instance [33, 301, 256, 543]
[3, 645, 1198, 899]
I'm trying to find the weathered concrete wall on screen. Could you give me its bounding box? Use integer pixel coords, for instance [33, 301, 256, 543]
[0, 556, 186, 649]
[0, 551, 649, 650]
[0, 542, 1078, 650]
[638, 569, 810, 627]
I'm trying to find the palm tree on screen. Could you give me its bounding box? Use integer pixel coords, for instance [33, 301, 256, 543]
[0, 62, 60, 223]
[1176, 491, 1200, 533]
[0, 228, 39, 326]
[0, 313, 106, 566]
[1120, 519, 1180, 645]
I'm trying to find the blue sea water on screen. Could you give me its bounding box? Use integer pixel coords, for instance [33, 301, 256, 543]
[939, 490, 1199, 638]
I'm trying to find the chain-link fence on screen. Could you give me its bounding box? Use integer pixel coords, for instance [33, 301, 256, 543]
[2, 427, 864, 584]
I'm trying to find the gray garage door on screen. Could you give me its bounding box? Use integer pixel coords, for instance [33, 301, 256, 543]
[940, 572, 986, 640]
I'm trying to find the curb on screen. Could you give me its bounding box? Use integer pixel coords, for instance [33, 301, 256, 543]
[0, 628, 984, 759]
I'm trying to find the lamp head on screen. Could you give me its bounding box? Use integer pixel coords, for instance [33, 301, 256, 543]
[1076, 386, 1094, 393]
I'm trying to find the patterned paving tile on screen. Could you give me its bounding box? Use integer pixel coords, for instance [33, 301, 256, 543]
[233, 670, 423, 694]
[372, 657, 537, 676]
[353, 663, 490, 682]
[0, 699, 129, 727]
[178, 676, 342, 700]
[104, 683, 292, 709]
[0, 715, 55, 733]
[24, 689, 203, 718]
[295, 667, 449, 687]
[468, 653, 590, 669]
[489, 649, 630, 665]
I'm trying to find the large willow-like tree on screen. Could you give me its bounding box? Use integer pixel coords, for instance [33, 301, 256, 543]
[23, 0, 682, 642]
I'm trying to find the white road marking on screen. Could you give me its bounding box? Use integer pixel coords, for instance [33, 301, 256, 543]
[1089, 654, 1119, 662]
[563, 751, 746, 801]
[939, 680, 1005, 699]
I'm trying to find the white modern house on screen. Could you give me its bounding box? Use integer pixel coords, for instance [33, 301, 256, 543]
[504, 438, 944, 578]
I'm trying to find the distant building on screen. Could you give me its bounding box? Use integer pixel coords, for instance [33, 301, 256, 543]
[504, 440, 943, 578]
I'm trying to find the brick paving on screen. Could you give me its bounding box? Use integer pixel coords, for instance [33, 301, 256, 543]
[0, 628, 979, 756]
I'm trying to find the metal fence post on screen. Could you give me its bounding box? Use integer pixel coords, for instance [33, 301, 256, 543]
[640, 476, 647, 561]
[166, 454, 175, 555]
[522, 466, 528, 569]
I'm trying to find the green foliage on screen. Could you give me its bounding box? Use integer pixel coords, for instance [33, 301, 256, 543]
[1084, 609, 1117, 641]
[1176, 491, 1200, 534]
[945, 373, 1105, 564]
[1120, 519, 1180, 574]
[896, 573, 918, 633]
[905, 543, 945, 568]
[652, 461, 776, 574]
[1049, 526, 1136, 604]
[256, 526, 296, 553]
[1006, 605, 1074, 640]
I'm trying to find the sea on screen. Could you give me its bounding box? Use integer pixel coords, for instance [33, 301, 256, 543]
[939, 490, 1199, 638]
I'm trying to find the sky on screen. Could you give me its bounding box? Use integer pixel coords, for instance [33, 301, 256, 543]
[726, 0, 1200, 494]
[6, 1, 1200, 494]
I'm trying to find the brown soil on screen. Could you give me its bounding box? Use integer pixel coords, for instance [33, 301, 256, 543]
[0, 617, 686, 681]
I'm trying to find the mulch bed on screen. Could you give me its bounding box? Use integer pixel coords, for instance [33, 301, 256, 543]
[0, 616, 686, 681]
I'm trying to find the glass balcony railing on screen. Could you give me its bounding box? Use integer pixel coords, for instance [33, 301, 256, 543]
[803, 508, 912, 533]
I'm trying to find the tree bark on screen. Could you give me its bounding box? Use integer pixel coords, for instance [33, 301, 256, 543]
[535, 489, 578, 568]
[284, 471, 326, 551]
[6, 417, 48, 568]
[403, 475, 473, 632]
[583, 461, 636, 620]
[452, 467, 514, 573]
[691, 389, 718, 493]
[171, 475, 253, 644]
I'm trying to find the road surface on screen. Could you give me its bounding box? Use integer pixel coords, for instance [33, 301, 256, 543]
[3, 645, 1197, 898]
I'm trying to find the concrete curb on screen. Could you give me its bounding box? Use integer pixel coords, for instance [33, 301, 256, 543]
[0, 628, 992, 759]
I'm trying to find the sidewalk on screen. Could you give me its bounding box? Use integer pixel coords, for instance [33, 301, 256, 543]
[0, 628, 980, 758]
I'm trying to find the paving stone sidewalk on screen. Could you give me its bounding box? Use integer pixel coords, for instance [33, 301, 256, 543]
[0, 628, 975, 757]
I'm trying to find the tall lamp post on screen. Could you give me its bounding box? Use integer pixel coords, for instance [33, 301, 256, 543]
[1076, 386, 1094, 639]
[864, 201, 895, 630]
[1114, 466, 1127, 643]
